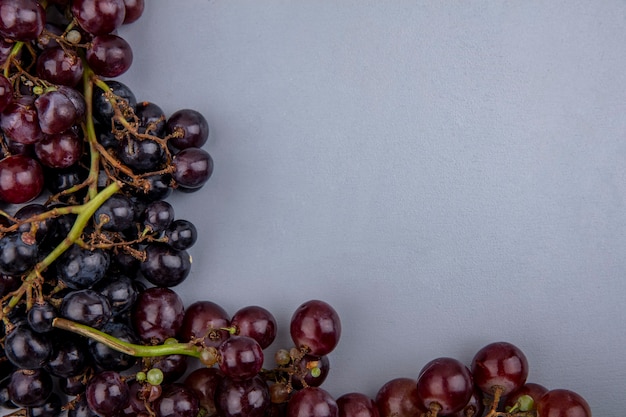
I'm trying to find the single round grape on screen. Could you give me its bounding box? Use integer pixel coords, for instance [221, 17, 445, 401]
[287, 387, 338, 417]
[0, 96, 45, 145]
[178, 300, 230, 348]
[215, 376, 270, 417]
[184, 368, 224, 416]
[416, 357, 473, 415]
[36, 46, 84, 87]
[471, 341, 529, 396]
[292, 354, 330, 389]
[93, 274, 138, 316]
[15, 203, 57, 245]
[87, 34, 133, 77]
[231, 305, 277, 349]
[4, 325, 52, 369]
[44, 335, 89, 378]
[165, 219, 198, 250]
[218, 335, 264, 380]
[56, 245, 110, 289]
[505, 382, 548, 411]
[8, 369, 53, 407]
[0, 0, 45, 41]
[35, 130, 83, 169]
[122, 0, 145, 23]
[172, 147, 214, 189]
[132, 287, 185, 342]
[140, 243, 192, 287]
[0, 232, 39, 276]
[374, 377, 424, 417]
[93, 192, 135, 231]
[0, 154, 44, 203]
[92, 80, 137, 125]
[290, 299, 341, 356]
[88, 321, 139, 371]
[71, 0, 126, 35]
[536, 389, 592, 417]
[85, 371, 130, 416]
[166, 109, 209, 150]
[154, 383, 200, 417]
[59, 289, 112, 329]
[143, 200, 175, 233]
[136, 100, 166, 135]
[337, 393, 380, 417]
[116, 136, 166, 173]
[34, 89, 80, 134]
[27, 302, 57, 333]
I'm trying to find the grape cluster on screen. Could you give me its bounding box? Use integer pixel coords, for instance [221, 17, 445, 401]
[0, 2, 593, 417]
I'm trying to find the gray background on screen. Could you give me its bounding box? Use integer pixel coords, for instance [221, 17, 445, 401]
[121, 1, 624, 414]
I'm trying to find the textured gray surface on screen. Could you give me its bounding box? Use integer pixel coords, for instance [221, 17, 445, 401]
[24, 1, 626, 414]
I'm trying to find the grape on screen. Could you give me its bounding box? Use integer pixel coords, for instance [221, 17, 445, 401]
[290, 299, 341, 356]
[154, 383, 200, 417]
[217, 335, 264, 380]
[27, 302, 57, 333]
[88, 321, 138, 371]
[34, 130, 83, 168]
[44, 335, 89, 378]
[92, 80, 137, 124]
[0, 154, 44, 203]
[183, 368, 224, 417]
[231, 305, 277, 349]
[416, 357, 473, 415]
[374, 377, 424, 417]
[136, 100, 166, 135]
[34, 89, 81, 135]
[0, 96, 45, 145]
[0, 0, 45, 41]
[287, 387, 338, 417]
[116, 135, 166, 172]
[165, 219, 198, 250]
[93, 274, 138, 316]
[0, 232, 39, 276]
[292, 354, 330, 389]
[86, 34, 134, 77]
[132, 287, 185, 342]
[178, 300, 231, 348]
[336, 393, 380, 417]
[71, 0, 126, 35]
[143, 200, 175, 233]
[4, 325, 52, 369]
[93, 192, 135, 231]
[172, 147, 214, 189]
[215, 376, 270, 417]
[36, 46, 84, 87]
[59, 289, 112, 329]
[56, 245, 110, 289]
[536, 389, 592, 417]
[471, 341, 529, 396]
[123, 0, 145, 24]
[8, 369, 53, 407]
[140, 243, 192, 287]
[166, 109, 210, 150]
[85, 371, 130, 416]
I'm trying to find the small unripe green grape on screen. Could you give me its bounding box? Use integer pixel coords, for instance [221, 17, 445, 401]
[310, 367, 322, 378]
[147, 368, 164, 386]
[136, 371, 147, 382]
[164, 337, 178, 345]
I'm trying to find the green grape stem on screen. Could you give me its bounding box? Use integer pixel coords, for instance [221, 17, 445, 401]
[2, 181, 121, 314]
[52, 317, 206, 360]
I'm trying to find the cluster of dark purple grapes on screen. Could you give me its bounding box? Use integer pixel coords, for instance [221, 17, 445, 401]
[0, 1, 593, 417]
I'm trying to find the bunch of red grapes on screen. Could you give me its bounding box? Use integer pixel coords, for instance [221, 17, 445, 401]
[0, 1, 592, 416]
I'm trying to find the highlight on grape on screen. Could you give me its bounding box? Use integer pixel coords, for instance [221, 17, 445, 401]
[0, 1, 592, 416]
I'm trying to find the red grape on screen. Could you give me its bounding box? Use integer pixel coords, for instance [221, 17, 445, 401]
[416, 357, 473, 415]
[290, 299, 341, 356]
[287, 387, 338, 417]
[471, 341, 529, 396]
[0, 154, 44, 203]
[374, 377, 424, 417]
[537, 389, 592, 417]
